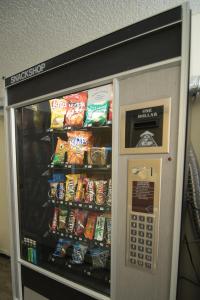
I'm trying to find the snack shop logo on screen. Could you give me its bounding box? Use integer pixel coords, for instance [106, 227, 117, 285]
[10, 63, 46, 84]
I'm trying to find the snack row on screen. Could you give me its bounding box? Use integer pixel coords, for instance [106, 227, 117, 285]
[53, 135, 111, 166]
[51, 207, 111, 244]
[49, 174, 112, 206]
[50, 84, 113, 129]
[53, 238, 110, 268]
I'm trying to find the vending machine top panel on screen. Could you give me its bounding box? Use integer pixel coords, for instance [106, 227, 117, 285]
[5, 6, 182, 106]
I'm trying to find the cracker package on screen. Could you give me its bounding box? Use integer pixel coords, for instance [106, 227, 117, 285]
[64, 92, 87, 127]
[53, 137, 68, 165]
[65, 174, 80, 201]
[49, 98, 67, 129]
[87, 147, 107, 166]
[67, 131, 93, 165]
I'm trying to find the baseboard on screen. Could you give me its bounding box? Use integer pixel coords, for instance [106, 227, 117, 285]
[0, 250, 10, 259]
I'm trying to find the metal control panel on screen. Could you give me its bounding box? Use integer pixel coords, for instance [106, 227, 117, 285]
[127, 159, 161, 271]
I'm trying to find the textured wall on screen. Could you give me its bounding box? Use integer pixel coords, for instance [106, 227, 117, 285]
[0, 0, 200, 99]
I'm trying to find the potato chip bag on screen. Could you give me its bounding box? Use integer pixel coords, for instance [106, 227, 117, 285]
[84, 84, 113, 126]
[84, 102, 108, 127]
[65, 174, 80, 201]
[63, 92, 87, 127]
[49, 98, 67, 129]
[53, 137, 68, 165]
[67, 131, 93, 165]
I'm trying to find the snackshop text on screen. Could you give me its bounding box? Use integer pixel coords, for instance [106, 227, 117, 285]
[10, 63, 46, 84]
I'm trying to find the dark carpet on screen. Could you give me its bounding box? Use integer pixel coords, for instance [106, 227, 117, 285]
[0, 254, 12, 300]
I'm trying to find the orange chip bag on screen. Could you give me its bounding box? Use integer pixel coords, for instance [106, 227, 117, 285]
[49, 98, 67, 129]
[67, 131, 93, 165]
[64, 92, 87, 127]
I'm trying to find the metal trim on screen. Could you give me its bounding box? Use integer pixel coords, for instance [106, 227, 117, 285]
[110, 78, 119, 300]
[4, 104, 23, 300]
[169, 3, 191, 300]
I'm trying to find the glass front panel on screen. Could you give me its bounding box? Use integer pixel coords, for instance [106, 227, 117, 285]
[15, 84, 113, 296]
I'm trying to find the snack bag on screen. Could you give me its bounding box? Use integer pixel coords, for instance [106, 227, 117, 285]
[94, 215, 105, 241]
[67, 131, 93, 165]
[67, 210, 76, 233]
[48, 173, 65, 198]
[51, 207, 59, 231]
[84, 213, 97, 240]
[49, 98, 67, 129]
[71, 242, 88, 264]
[106, 216, 111, 245]
[84, 84, 113, 127]
[75, 178, 85, 202]
[74, 210, 88, 236]
[58, 208, 68, 230]
[52, 137, 68, 165]
[53, 238, 71, 258]
[107, 179, 112, 206]
[65, 174, 80, 201]
[87, 84, 113, 105]
[95, 180, 107, 205]
[63, 92, 87, 127]
[89, 248, 109, 268]
[108, 100, 112, 122]
[84, 102, 108, 127]
[84, 178, 95, 203]
[87, 147, 106, 166]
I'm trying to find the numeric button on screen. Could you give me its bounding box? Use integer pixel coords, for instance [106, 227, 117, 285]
[139, 223, 145, 230]
[146, 240, 152, 246]
[146, 224, 153, 231]
[146, 232, 152, 239]
[132, 215, 137, 221]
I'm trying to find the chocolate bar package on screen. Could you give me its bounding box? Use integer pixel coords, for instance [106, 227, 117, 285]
[84, 178, 95, 203]
[65, 174, 80, 201]
[95, 180, 107, 205]
[84, 212, 97, 240]
[74, 210, 88, 236]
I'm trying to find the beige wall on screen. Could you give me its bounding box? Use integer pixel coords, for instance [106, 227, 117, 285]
[0, 117, 10, 255]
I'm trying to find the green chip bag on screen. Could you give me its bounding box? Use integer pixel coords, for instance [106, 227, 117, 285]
[84, 101, 108, 127]
[53, 137, 68, 165]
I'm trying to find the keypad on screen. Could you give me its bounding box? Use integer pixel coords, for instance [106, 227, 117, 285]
[129, 213, 154, 271]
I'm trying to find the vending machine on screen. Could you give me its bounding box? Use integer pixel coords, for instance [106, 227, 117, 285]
[5, 4, 190, 300]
